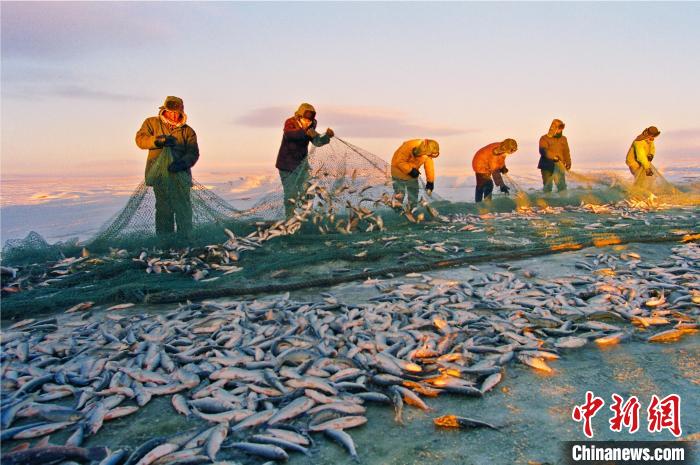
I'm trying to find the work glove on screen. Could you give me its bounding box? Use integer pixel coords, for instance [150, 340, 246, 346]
[168, 160, 188, 173]
[306, 128, 320, 139]
[648, 154, 654, 161]
[646, 168, 654, 177]
[325, 128, 335, 138]
[565, 161, 572, 170]
[500, 167, 509, 174]
[425, 181, 434, 194]
[500, 185, 510, 194]
[155, 135, 177, 147]
[409, 168, 420, 178]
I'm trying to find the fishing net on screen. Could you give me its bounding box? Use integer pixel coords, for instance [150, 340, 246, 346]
[88, 147, 243, 249]
[1, 138, 437, 262]
[628, 164, 686, 198]
[2, 137, 698, 317]
[0, 231, 82, 265]
[85, 138, 438, 247]
[0, 137, 453, 315]
[239, 137, 438, 220]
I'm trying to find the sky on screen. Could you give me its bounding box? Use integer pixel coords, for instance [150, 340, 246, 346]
[2, 1, 699, 179]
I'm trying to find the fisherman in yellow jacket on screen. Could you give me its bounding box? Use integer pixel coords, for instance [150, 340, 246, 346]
[626, 126, 660, 183]
[391, 139, 439, 206]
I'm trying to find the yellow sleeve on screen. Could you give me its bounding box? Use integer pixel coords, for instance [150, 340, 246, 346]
[393, 143, 414, 175]
[424, 157, 435, 182]
[135, 118, 158, 150]
[634, 141, 651, 169]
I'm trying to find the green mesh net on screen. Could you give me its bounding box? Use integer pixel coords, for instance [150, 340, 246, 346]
[2, 139, 698, 318]
[2, 138, 437, 262]
[239, 137, 438, 221]
[89, 147, 242, 248]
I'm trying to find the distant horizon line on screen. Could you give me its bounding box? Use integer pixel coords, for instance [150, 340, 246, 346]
[3, 160, 699, 181]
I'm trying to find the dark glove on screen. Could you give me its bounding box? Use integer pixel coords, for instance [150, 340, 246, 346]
[168, 160, 188, 173]
[500, 167, 509, 174]
[646, 168, 654, 177]
[325, 128, 335, 138]
[565, 162, 571, 170]
[156, 135, 177, 147]
[500, 185, 510, 194]
[648, 154, 654, 161]
[425, 181, 434, 192]
[409, 168, 420, 178]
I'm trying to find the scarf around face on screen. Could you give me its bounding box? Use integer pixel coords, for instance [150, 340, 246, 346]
[159, 110, 187, 130]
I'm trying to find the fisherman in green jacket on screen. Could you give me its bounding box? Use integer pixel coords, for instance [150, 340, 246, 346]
[136, 96, 199, 238]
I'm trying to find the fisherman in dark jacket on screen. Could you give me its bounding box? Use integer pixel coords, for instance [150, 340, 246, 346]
[538, 119, 571, 194]
[275, 103, 334, 218]
[136, 96, 199, 237]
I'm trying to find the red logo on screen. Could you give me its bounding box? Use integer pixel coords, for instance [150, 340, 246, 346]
[647, 394, 682, 437]
[572, 391, 606, 438]
[572, 392, 682, 438]
[609, 394, 641, 434]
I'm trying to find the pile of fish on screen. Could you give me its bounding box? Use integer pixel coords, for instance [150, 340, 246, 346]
[7, 181, 696, 289]
[447, 198, 693, 226]
[162, 179, 442, 279]
[1, 252, 119, 297]
[1, 241, 698, 464]
[274, 175, 440, 234]
[133, 244, 243, 282]
[133, 179, 401, 280]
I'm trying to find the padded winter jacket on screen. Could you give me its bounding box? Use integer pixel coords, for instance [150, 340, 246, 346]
[135, 113, 199, 186]
[391, 139, 438, 182]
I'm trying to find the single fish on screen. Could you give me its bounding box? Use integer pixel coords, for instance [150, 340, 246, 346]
[1, 446, 108, 465]
[433, 414, 499, 430]
[229, 442, 289, 461]
[309, 415, 368, 432]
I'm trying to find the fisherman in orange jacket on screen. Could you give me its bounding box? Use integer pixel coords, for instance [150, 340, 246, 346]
[471, 139, 518, 202]
[390, 139, 439, 206]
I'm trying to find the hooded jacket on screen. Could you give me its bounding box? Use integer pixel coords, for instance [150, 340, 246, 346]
[538, 119, 571, 171]
[135, 111, 199, 186]
[390, 139, 438, 182]
[275, 103, 331, 172]
[472, 142, 507, 174]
